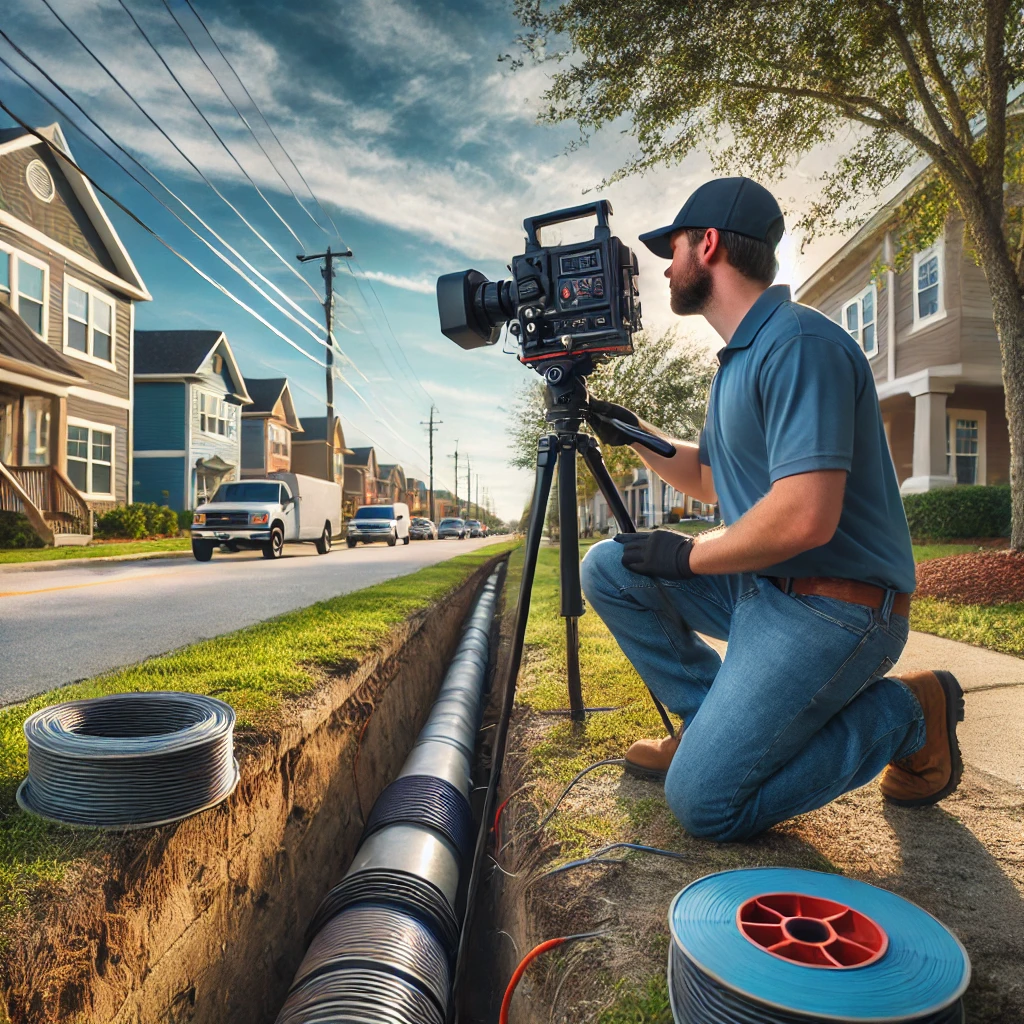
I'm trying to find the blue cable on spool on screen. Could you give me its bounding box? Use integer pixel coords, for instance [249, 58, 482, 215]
[668, 868, 970, 1024]
[363, 774, 473, 860]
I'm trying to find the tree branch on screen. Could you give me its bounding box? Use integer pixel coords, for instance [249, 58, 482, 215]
[906, 0, 975, 144]
[870, 0, 983, 187]
[983, 0, 1010, 204]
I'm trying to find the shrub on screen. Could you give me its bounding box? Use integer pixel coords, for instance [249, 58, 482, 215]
[0, 511, 45, 549]
[177, 509, 194, 532]
[902, 485, 1011, 541]
[95, 504, 147, 540]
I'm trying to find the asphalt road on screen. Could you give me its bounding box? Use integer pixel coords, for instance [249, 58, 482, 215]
[0, 536, 498, 705]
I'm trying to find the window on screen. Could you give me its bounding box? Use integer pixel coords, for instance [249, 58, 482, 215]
[17, 258, 45, 336]
[842, 285, 877, 357]
[0, 251, 9, 300]
[25, 159, 56, 203]
[913, 244, 943, 324]
[23, 396, 50, 465]
[269, 421, 290, 457]
[64, 278, 115, 363]
[946, 411, 986, 486]
[199, 393, 236, 438]
[212, 481, 281, 502]
[67, 422, 113, 495]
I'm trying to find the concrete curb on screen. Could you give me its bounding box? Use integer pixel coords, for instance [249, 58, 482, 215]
[0, 549, 194, 575]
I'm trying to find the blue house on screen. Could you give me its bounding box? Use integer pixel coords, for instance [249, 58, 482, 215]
[132, 330, 251, 509]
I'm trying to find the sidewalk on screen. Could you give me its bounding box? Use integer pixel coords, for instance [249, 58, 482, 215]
[0, 548, 193, 574]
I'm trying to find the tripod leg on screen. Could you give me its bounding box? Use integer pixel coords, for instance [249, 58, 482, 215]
[557, 436, 586, 723]
[581, 435, 635, 533]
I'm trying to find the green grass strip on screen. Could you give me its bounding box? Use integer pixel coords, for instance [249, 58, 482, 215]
[0, 540, 515, 933]
[911, 596, 1024, 657]
[0, 538, 192, 564]
[912, 543, 984, 563]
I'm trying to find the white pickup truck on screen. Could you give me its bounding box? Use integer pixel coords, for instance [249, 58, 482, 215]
[190, 472, 341, 561]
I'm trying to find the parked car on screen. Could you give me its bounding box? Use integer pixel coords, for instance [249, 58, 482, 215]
[410, 517, 437, 540]
[190, 473, 341, 561]
[464, 519, 483, 537]
[438, 517, 467, 539]
[346, 503, 411, 547]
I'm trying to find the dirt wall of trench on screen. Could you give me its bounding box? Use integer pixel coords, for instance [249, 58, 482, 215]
[3, 554, 506, 1024]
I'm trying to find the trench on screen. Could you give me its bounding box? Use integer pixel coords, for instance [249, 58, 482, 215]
[1, 551, 510, 1024]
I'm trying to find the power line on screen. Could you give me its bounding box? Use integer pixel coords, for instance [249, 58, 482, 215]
[159, 0, 327, 239]
[182, 0, 343, 242]
[115, 0, 308, 250]
[0, 34, 334, 356]
[37, 0, 323, 306]
[0, 96, 328, 372]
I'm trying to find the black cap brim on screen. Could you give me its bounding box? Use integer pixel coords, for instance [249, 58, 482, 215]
[638, 225, 677, 260]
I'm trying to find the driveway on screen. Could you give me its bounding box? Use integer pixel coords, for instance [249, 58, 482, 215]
[0, 537, 496, 704]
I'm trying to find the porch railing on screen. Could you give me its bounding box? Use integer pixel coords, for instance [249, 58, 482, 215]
[0, 463, 91, 543]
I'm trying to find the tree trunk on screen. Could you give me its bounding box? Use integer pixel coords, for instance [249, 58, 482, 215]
[968, 212, 1024, 549]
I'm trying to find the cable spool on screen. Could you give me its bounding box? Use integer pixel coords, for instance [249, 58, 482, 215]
[18, 692, 238, 829]
[668, 868, 970, 1024]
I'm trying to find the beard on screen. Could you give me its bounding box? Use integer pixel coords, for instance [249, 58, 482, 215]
[669, 248, 713, 315]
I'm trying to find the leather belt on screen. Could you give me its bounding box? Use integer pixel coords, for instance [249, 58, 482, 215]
[766, 576, 911, 618]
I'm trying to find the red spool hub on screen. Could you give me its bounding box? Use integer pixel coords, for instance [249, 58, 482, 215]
[737, 892, 888, 969]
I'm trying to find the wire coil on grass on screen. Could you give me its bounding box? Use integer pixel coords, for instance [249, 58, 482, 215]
[18, 692, 238, 829]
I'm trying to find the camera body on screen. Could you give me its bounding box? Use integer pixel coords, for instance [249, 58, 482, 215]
[437, 200, 641, 375]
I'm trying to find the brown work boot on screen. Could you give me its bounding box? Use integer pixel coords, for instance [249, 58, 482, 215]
[881, 670, 965, 807]
[624, 733, 681, 781]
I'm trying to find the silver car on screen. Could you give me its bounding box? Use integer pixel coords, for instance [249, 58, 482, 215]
[438, 517, 467, 539]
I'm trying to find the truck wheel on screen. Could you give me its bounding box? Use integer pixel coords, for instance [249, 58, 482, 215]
[346, 538, 357, 548]
[315, 523, 332, 555]
[262, 526, 284, 559]
[192, 539, 214, 562]
[387, 530, 397, 547]
[402, 534, 410, 545]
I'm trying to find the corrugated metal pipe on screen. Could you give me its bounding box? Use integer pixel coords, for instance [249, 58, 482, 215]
[276, 571, 503, 1024]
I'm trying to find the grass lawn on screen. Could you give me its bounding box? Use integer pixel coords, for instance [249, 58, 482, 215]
[0, 540, 514, 935]
[912, 543, 983, 563]
[0, 537, 191, 565]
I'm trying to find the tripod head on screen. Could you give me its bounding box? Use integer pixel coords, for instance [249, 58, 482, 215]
[541, 360, 676, 457]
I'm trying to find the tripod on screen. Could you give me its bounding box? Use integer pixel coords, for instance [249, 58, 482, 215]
[506, 363, 677, 729]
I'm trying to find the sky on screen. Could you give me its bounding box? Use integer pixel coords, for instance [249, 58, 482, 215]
[1, 0, 859, 519]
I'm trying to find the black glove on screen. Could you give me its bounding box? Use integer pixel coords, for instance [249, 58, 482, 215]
[585, 397, 640, 447]
[615, 530, 695, 580]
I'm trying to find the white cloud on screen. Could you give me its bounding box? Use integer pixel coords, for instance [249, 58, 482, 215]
[360, 270, 436, 294]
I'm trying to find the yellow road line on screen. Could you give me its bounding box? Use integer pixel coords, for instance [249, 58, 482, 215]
[0, 569, 174, 599]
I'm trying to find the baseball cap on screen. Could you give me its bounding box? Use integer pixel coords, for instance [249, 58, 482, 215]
[639, 177, 785, 259]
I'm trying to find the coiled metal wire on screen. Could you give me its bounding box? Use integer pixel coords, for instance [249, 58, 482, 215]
[18, 692, 237, 828]
[305, 869, 460, 954]
[363, 775, 473, 859]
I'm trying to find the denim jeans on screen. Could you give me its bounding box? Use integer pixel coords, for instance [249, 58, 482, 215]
[580, 540, 925, 842]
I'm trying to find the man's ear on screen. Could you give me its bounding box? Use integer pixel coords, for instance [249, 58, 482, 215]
[700, 227, 722, 264]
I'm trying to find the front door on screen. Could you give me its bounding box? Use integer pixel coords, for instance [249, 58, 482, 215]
[0, 396, 14, 465]
[22, 396, 50, 466]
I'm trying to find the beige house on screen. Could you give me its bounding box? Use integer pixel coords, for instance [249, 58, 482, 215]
[241, 378, 302, 479]
[796, 187, 1007, 493]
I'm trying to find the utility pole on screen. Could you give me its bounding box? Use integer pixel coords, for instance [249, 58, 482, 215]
[465, 454, 471, 519]
[476, 473, 480, 523]
[297, 245, 353, 482]
[451, 441, 459, 517]
[420, 405, 442, 522]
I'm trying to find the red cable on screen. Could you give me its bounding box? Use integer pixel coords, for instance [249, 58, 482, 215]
[493, 795, 512, 851]
[499, 937, 566, 1024]
[499, 931, 607, 1024]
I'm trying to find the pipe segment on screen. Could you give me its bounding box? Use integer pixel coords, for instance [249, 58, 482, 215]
[277, 572, 503, 1024]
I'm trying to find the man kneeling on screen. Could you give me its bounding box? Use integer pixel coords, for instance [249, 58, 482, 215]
[581, 177, 964, 843]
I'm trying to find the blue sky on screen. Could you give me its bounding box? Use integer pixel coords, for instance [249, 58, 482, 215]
[1, 0, 847, 518]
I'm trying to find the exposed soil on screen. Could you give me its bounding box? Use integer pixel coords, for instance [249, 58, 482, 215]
[486, 707, 1024, 1024]
[0, 554, 505, 1024]
[916, 550, 1024, 605]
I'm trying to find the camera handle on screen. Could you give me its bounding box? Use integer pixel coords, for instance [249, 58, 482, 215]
[609, 419, 677, 458]
[523, 199, 613, 247]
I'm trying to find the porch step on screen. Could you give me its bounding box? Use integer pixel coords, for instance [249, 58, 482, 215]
[52, 534, 91, 547]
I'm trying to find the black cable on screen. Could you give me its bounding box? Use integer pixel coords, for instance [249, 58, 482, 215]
[115, 0, 307, 250]
[182, 0, 343, 242]
[363, 775, 474, 860]
[533, 758, 627, 835]
[36, 0, 321, 303]
[18, 692, 237, 828]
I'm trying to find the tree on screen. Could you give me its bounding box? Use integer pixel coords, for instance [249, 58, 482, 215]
[512, 0, 1024, 546]
[508, 327, 716, 487]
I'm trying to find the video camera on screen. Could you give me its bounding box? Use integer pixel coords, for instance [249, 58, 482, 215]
[436, 200, 641, 377]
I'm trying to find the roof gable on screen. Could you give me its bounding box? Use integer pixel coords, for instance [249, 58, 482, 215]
[243, 378, 302, 431]
[133, 329, 251, 403]
[0, 124, 149, 300]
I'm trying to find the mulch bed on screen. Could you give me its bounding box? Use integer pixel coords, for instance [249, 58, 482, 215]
[915, 550, 1024, 605]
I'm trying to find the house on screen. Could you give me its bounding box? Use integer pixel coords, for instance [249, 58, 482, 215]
[241, 378, 302, 479]
[589, 466, 715, 533]
[796, 186, 1008, 493]
[406, 477, 428, 514]
[132, 330, 252, 509]
[291, 415, 349, 496]
[344, 446, 378, 512]
[0, 123, 151, 544]
[377, 463, 406, 505]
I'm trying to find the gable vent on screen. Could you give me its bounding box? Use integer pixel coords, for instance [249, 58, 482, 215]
[26, 159, 55, 203]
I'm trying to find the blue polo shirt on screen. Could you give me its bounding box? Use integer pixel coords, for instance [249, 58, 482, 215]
[698, 285, 915, 593]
